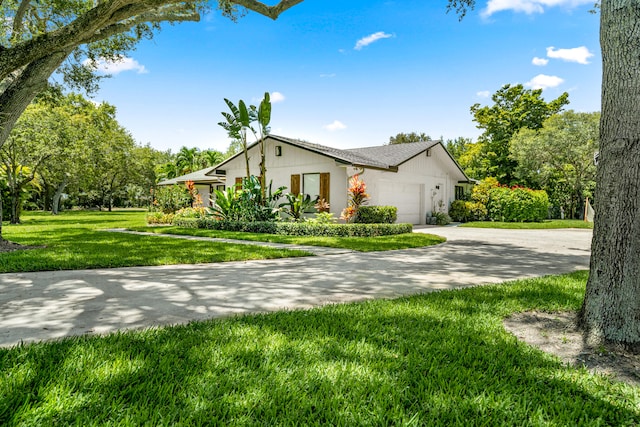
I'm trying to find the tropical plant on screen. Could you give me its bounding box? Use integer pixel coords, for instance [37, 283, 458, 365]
[341, 174, 369, 222]
[280, 193, 317, 222]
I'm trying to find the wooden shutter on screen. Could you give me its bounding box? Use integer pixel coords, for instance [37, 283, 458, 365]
[235, 177, 242, 188]
[291, 174, 300, 195]
[319, 173, 330, 205]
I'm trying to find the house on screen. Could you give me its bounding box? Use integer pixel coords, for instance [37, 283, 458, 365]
[204, 135, 472, 225]
[157, 167, 225, 207]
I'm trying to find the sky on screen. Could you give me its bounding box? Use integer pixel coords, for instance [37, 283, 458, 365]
[89, 0, 601, 154]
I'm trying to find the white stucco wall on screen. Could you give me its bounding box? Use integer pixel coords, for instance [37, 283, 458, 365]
[219, 139, 466, 225]
[221, 140, 349, 217]
[362, 144, 465, 224]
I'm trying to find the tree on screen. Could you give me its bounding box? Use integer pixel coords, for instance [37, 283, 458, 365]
[449, 0, 640, 350]
[510, 111, 599, 218]
[470, 84, 569, 184]
[388, 132, 431, 144]
[219, 98, 252, 178]
[0, 0, 302, 159]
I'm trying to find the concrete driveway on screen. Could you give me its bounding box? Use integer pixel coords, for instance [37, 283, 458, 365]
[0, 227, 592, 348]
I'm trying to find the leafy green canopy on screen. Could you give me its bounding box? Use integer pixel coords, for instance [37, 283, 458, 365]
[471, 84, 569, 184]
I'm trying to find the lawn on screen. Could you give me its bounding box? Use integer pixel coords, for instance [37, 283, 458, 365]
[1, 271, 637, 425]
[130, 225, 447, 252]
[0, 211, 310, 273]
[460, 219, 593, 229]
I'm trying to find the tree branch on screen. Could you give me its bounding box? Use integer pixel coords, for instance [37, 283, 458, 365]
[10, 0, 31, 41]
[231, 0, 304, 19]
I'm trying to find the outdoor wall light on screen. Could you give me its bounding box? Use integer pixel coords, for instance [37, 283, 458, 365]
[426, 149, 431, 157]
[275, 146, 282, 156]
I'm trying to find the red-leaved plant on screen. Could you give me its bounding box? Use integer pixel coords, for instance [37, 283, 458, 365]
[341, 174, 369, 222]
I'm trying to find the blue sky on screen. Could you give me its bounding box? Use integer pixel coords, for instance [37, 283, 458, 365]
[91, 0, 600, 153]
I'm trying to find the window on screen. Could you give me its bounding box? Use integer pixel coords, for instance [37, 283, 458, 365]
[303, 173, 320, 200]
[455, 185, 465, 200]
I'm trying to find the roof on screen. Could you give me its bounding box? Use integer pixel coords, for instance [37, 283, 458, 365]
[346, 140, 440, 167]
[157, 167, 224, 186]
[206, 135, 471, 182]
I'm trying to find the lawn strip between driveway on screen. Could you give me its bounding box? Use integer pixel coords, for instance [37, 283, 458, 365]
[127, 225, 447, 252]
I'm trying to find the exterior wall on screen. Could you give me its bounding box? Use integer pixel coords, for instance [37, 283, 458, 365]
[363, 145, 464, 225]
[195, 184, 212, 207]
[221, 140, 349, 217]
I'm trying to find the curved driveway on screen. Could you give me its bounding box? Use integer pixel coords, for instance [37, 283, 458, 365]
[0, 227, 592, 347]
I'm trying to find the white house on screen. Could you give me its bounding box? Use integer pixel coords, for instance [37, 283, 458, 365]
[157, 167, 224, 207]
[204, 135, 472, 224]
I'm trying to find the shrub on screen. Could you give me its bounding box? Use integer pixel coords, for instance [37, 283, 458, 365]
[433, 211, 451, 226]
[308, 211, 337, 224]
[174, 207, 207, 220]
[146, 212, 174, 225]
[448, 200, 470, 222]
[487, 186, 549, 222]
[153, 185, 191, 214]
[184, 217, 412, 237]
[354, 206, 397, 224]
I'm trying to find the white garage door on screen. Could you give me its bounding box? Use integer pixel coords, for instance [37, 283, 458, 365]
[378, 182, 422, 224]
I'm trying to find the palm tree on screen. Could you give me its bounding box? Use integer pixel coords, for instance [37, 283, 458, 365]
[176, 146, 199, 175]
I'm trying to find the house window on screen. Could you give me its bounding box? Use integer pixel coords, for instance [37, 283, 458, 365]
[455, 185, 465, 200]
[303, 173, 321, 200]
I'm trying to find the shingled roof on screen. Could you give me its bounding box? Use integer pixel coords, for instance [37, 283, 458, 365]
[345, 140, 440, 167]
[158, 167, 223, 186]
[208, 135, 468, 180]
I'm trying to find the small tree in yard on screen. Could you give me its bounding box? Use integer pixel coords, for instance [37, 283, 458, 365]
[341, 174, 369, 223]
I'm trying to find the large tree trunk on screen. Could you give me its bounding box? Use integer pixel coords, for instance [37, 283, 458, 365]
[579, 0, 640, 349]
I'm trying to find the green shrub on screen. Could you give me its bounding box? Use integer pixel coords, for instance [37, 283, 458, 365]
[174, 207, 207, 220]
[153, 185, 191, 214]
[433, 211, 451, 226]
[448, 200, 470, 222]
[487, 186, 549, 222]
[185, 217, 412, 237]
[354, 206, 397, 224]
[308, 211, 337, 224]
[146, 212, 174, 225]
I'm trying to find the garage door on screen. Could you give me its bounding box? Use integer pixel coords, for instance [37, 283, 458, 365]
[378, 182, 422, 224]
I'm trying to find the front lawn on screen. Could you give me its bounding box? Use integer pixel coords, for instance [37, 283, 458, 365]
[130, 226, 446, 252]
[460, 219, 593, 229]
[1, 271, 637, 425]
[0, 211, 310, 273]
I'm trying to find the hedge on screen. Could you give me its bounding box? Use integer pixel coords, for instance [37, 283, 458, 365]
[354, 206, 397, 224]
[173, 217, 412, 237]
[486, 187, 549, 222]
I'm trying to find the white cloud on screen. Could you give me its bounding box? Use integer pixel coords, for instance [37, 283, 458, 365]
[324, 120, 347, 131]
[482, 0, 593, 17]
[270, 92, 285, 103]
[546, 46, 594, 64]
[320, 73, 336, 78]
[532, 57, 549, 66]
[525, 74, 564, 89]
[354, 32, 393, 50]
[476, 90, 491, 98]
[84, 57, 148, 75]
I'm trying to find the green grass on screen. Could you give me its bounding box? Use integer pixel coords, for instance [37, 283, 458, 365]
[460, 219, 594, 229]
[1, 271, 638, 425]
[0, 211, 310, 273]
[130, 225, 447, 252]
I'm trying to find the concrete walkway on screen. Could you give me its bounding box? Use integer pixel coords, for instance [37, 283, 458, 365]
[0, 227, 592, 348]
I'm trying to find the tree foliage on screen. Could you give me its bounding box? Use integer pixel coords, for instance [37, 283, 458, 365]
[471, 84, 569, 184]
[510, 111, 599, 218]
[388, 132, 431, 145]
[0, 0, 302, 154]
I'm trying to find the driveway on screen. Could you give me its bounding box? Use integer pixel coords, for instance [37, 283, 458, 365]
[0, 227, 592, 347]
